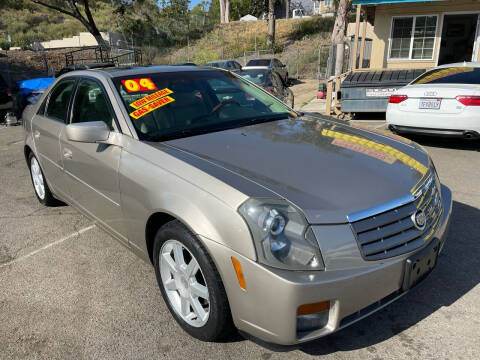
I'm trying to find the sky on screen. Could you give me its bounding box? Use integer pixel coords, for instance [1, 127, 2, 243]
[189, 0, 204, 9]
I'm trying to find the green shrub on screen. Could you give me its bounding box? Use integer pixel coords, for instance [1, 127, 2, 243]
[289, 17, 335, 41]
[0, 40, 10, 50]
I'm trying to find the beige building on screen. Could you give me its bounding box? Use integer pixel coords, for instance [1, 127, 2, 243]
[314, 0, 335, 15]
[40, 32, 111, 49]
[352, 0, 480, 70]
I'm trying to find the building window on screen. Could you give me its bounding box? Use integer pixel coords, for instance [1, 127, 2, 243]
[389, 15, 438, 60]
[324, 0, 332, 7]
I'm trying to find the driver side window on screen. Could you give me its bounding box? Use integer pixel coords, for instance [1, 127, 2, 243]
[46, 79, 76, 123]
[71, 78, 114, 130]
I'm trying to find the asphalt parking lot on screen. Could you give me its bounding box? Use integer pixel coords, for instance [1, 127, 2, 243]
[1, 124, 479, 360]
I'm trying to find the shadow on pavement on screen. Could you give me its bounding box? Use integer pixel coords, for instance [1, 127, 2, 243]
[288, 78, 305, 86]
[352, 112, 387, 121]
[244, 200, 479, 355]
[403, 135, 480, 152]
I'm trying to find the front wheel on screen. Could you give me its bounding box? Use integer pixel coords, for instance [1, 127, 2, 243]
[153, 220, 234, 341]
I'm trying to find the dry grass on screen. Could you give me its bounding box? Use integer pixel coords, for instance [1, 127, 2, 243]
[153, 17, 332, 75]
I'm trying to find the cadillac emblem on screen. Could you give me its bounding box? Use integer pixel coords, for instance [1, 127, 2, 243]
[412, 210, 427, 231]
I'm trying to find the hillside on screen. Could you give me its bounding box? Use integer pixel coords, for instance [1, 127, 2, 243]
[154, 17, 335, 78]
[0, 1, 116, 48]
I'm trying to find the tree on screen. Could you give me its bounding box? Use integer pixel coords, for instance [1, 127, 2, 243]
[30, 0, 109, 48]
[225, 0, 230, 23]
[331, 0, 350, 76]
[218, 0, 230, 23]
[219, 0, 225, 23]
[266, 0, 275, 48]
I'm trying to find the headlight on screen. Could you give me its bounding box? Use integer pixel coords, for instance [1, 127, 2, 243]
[238, 198, 324, 271]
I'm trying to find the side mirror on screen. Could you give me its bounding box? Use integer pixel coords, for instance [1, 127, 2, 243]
[66, 121, 110, 143]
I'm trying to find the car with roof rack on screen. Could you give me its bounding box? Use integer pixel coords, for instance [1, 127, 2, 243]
[23, 65, 452, 345]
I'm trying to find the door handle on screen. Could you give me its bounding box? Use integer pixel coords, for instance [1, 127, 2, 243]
[34, 130, 40, 139]
[63, 148, 73, 160]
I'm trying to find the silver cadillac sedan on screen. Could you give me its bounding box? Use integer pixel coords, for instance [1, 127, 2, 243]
[23, 66, 452, 345]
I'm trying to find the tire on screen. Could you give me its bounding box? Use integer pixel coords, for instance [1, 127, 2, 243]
[153, 220, 234, 342]
[28, 153, 59, 206]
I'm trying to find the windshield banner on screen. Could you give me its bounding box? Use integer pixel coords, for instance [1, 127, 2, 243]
[129, 88, 173, 109]
[130, 96, 175, 119]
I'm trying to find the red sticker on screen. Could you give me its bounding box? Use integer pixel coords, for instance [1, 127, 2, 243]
[121, 78, 158, 93]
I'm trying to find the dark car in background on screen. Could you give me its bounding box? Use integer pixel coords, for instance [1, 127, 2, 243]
[204, 60, 242, 72]
[239, 68, 294, 108]
[0, 74, 13, 118]
[243, 58, 289, 83]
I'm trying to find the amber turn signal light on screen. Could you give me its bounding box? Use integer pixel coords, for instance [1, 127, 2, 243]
[231, 257, 247, 290]
[297, 301, 330, 316]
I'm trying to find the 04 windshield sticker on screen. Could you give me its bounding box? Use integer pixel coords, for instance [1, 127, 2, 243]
[129, 88, 174, 109]
[130, 96, 175, 119]
[121, 78, 158, 93]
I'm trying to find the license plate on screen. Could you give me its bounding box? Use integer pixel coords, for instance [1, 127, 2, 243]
[402, 238, 440, 291]
[419, 99, 441, 110]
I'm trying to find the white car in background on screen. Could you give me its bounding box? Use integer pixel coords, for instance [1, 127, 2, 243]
[387, 62, 480, 139]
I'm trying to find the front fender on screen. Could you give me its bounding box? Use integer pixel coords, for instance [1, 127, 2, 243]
[118, 140, 256, 263]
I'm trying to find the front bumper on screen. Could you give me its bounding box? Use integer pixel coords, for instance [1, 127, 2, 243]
[203, 185, 452, 345]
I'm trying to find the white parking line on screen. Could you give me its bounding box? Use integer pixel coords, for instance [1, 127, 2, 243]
[0, 224, 96, 268]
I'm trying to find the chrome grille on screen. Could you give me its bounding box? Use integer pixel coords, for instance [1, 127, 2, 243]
[351, 174, 442, 261]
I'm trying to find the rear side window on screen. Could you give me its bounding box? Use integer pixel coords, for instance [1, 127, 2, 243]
[412, 67, 480, 85]
[46, 79, 76, 123]
[37, 98, 47, 116]
[246, 59, 271, 67]
[71, 78, 114, 129]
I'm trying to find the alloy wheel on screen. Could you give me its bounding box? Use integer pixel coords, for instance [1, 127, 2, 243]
[159, 239, 210, 327]
[30, 157, 45, 200]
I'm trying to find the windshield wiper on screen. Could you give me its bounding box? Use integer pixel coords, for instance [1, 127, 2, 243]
[148, 114, 297, 142]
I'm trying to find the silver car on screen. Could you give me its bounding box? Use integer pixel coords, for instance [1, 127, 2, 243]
[23, 66, 452, 345]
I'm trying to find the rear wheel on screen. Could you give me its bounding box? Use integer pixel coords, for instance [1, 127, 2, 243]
[153, 220, 234, 341]
[28, 153, 58, 206]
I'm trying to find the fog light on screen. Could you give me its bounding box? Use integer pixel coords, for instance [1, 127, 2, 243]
[297, 312, 329, 333]
[296, 301, 330, 334]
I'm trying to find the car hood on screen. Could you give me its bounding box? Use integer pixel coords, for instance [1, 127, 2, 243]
[163, 116, 430, 224]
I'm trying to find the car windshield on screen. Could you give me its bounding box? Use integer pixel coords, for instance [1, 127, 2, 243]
[246, 59, 271, 67]
[239, 70, 271, 86]
[412, 67, 480, 85]
[113, 70, 294, 141]
[205, 62, 222, 68]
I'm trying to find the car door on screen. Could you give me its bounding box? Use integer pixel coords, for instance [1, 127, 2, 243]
[270, 72, 285, 100]
[61, 77, 128, 243]
[32, 78, 76, 199]
[274, 59, 287, 82]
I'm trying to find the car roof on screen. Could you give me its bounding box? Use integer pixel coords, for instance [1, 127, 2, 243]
[242, 66, 270, 70]
[248, 58, 274, 61]
[60, 65, 218, 79]
[434, 62, 480, 69]
[205, 60, 228, 64]
[241, 67, 270, 72]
